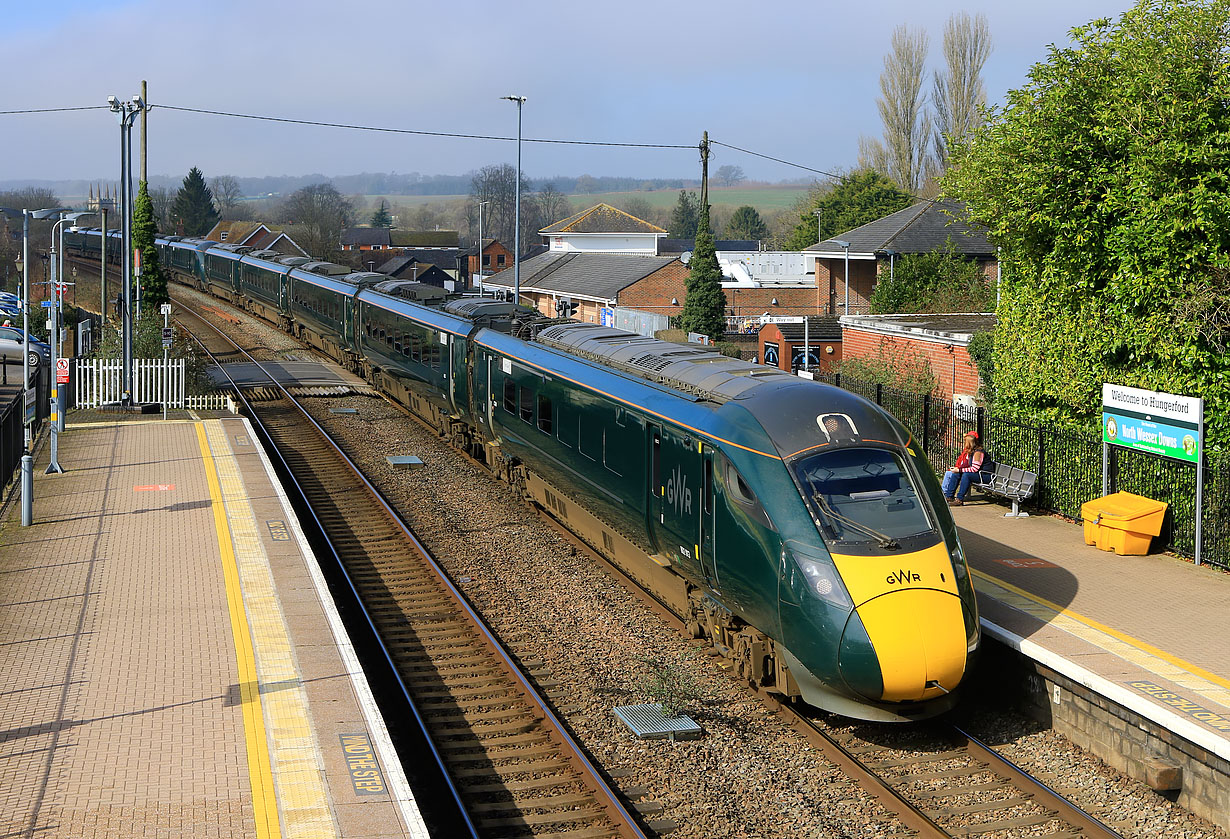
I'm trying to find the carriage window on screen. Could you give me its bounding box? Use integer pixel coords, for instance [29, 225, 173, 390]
[723, 456, 774, 531]
[503, 379, 517, 413]
[519, 385, 534, 423]
[537, 394, 552, 434]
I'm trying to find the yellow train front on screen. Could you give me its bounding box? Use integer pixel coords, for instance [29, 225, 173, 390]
[737, 384, 980, 722]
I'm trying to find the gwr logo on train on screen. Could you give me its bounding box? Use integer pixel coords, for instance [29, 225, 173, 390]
[887, 569, 921, 585]
[666, 465, 692, 516]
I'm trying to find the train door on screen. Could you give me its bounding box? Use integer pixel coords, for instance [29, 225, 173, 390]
[648, 424, 704, 580]
[699, 443, 719, 590]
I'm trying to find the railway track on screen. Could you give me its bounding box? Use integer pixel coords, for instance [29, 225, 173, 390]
[174, 301, 650, 839]
[174, 293, 1129, 839]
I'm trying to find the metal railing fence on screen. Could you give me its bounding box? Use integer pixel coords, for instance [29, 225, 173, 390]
[1, 365, 49, 490]
[813, 372, 1228, 570]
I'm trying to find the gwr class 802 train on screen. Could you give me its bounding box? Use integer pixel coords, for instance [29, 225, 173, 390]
[67, 228, 980, 722]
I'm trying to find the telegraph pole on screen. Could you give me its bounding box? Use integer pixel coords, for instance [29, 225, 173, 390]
[141, 80, 148, 185]
[700, 131, 710, 211]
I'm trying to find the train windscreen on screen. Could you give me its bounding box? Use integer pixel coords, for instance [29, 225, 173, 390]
[792, 448, 935, 550]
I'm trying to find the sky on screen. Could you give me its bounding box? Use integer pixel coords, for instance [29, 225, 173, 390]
[3, 0, 1133, 188]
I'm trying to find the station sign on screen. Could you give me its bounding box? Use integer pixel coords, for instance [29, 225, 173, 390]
[24, 387, 36, 425]
[162, 327, 173, 348]
[759, 316, 806, 324]
[55, 358, 70, 385]
[1102, 384, 1202, 463]
[40, 300, 54, 308]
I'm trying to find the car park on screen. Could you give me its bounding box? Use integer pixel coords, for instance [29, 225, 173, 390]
[0, 326, 52, 368]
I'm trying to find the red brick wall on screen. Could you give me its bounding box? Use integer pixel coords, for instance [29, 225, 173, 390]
[842, 327, 981, 397]
[616, 261, 691, 314]
[726, 287, 821, 318]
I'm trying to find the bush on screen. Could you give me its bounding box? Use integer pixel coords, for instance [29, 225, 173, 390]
[835, 341, 937, 394]
[869, 239, 994, 314]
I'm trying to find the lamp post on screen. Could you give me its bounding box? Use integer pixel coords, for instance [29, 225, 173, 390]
[833, 239, 851, 314]
[45, 211, 95, 473]
[109, 93, 144, 404]
[476, 200, 489, 292]
[1, 206, 67, 524]
[501, 95, 525, 307]
[883, 249, 898, 282]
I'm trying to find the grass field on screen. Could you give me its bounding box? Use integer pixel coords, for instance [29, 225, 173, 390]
[357, 184, 809, 215]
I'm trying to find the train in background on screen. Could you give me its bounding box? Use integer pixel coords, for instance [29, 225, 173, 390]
[66, 227, 980, 722]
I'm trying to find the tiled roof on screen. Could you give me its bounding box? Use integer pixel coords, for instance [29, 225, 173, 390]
[540, 203, 666, 235]
[772, 317, 844, 341]
[341, 227, 392, 247]
[841, 313, 996, 341]
[205, 221, 264, 244]
[480, 252, 677, 300]
[805, 200, 993, 256]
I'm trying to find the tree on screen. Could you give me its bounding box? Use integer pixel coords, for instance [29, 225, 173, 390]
[667, 190, 701, 239]
[932, 12, 992, 170]
[724, 205, 768, 241]
[171, 167, 219, 236]
[862, 25, 931, 192]
[370, 199, 393, 228]
[616, 196, 656, 225]
[149, 186, 174, 232]
[209, 175, 244, 219]
[132, 181, 168, 307]
[868, 239, 991, 314]
[944, 0, 1230, 445]
[470, 164, 530, 252]
[783, 170, 913, 250]
[537, 184, 572, 226]
[279, 183, 353, 260]
[680, 201, 727, 341]
[715, 165, 746, 187]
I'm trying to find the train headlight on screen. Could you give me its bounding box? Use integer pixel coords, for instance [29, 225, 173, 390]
[785, 545, 853, 610]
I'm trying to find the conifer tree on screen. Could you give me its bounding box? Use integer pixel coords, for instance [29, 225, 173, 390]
[370, 199, 393, 228]
[171, 167, 219, 236]
[133, 181, 168, 308]
[680, 201, 726, 341]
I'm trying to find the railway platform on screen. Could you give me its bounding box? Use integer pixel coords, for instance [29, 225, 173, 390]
[954, 498, 1230, 828]
[0, 412, 427, 838]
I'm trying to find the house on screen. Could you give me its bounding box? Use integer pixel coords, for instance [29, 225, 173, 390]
[839, 313, 995, 399]
[390, 230, 459, 249]
[541, 204, 668, 254]
[461, 238, 513, 282]
[341, 227, 391, 251]
[204, 221, 308, 256]
[478, 251, 689, 326]
[373, 255, 455, 288]
[803, 200, 996, 315]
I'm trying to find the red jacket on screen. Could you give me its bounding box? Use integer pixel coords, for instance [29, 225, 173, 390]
[954, 449, 985, 473]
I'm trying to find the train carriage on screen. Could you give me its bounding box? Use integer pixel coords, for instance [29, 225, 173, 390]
[237, 252, 292, 324]
[286, 267, 358, 364]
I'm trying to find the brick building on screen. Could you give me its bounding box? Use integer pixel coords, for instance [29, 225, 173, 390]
[804, 200, 997, 316]
[757, 317, 843, 372]
[839, 313, 995, 399]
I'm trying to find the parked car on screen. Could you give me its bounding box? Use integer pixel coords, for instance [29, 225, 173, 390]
[0, 326, 52, 368]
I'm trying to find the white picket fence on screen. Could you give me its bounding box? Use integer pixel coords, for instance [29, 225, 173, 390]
[73, 358, 187, 409]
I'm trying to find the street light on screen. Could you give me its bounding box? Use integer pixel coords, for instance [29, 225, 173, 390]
[476, 200, 489, 291]
[833, 239, 851, 314]
[109, 92, 144, 404]
[882, 249, 898, 282]
[501, 95, 526, 308]
[45, 211, 96, 473]
[0, 205, 68, 525]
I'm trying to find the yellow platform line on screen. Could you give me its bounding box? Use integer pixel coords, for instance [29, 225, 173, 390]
[203, 420, 340, 839]
[197, 422, 280, 839]
[973, 568, 1230, 708]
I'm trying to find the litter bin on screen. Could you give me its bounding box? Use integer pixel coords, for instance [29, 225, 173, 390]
[1081, 492, 1168, 556]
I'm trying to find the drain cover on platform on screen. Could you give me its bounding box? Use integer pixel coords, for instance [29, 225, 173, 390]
[613, 704, 701, 740]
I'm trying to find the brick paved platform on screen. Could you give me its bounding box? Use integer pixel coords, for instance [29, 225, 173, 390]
[0, 416, 426, 838]
[954, 496, 1230, 825]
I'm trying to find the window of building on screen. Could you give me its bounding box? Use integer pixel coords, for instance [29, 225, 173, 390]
[482, 254, 491, 267]
[497, 254, 506, 267]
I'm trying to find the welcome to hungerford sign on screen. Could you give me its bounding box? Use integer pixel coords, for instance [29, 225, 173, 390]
[1102, 384, 1202, 464]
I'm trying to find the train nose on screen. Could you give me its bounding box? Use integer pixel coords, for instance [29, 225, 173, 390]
[839, 589, 969, 703]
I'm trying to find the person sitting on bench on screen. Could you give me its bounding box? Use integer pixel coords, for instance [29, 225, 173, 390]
[942, 431, 985, 506]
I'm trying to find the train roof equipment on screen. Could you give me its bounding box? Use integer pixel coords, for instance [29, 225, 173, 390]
[534, 321, 795, 403]
[300, 261, 351, 276]
[278, 256, 312, 266]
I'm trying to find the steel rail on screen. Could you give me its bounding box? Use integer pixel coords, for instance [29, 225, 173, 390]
[176, 300, 649, 839]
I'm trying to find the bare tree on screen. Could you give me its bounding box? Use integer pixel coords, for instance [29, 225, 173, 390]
[536, 184, 572, 226]
[874, 25, 932, 192]
[210, 175, 244, 219]
[470, 164, 530, 252]
[715, 165, 746, 187]
[932, 12, 992, 171]
[279, 183, 353, 260]
[149, 187, 175, 232]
